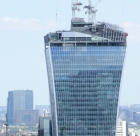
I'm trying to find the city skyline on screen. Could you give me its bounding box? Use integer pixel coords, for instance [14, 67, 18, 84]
[0, 0, 140, 106]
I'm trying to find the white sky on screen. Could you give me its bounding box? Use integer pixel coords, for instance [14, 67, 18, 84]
[0, 0, 140, 106]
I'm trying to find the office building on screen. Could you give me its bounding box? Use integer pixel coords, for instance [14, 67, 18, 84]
[38, 116, 51, 136]
[129, 133, 135, 136]
[44, 1, 127, 136]
[7, 91, 14, 125]
[117, 119, 128, 136]
[118, 107, 132, 123]
[15, 110, 39, 125]
[7, 90, 33, 125]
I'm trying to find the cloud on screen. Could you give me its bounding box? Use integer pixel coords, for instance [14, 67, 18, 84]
[123, 22, 140, 44]
[0, 17, 68, 31]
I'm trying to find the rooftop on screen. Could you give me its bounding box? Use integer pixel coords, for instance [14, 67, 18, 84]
[44, 0, 128, 46]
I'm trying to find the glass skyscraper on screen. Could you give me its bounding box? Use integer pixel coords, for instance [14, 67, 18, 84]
[44, 17, 127, 136]
[7, 90, 33, 125]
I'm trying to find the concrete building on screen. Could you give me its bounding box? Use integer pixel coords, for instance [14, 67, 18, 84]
[129, 132, 135, 136]
[117, 119, 128, 136]
[7, 90, 33, 125]
[38, 116, 51, 136]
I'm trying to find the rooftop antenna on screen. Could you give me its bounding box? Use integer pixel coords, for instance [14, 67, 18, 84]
[72, 0, 82, 18]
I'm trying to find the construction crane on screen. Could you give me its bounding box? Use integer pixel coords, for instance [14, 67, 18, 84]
[95, 0, 104, 7]
[72, 0, 82, 18]
[84, 0, 97, 23]
[84, 0, 103, 31]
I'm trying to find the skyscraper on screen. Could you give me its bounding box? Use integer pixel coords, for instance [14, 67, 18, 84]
[7, 90, 33, 125]
[7, 91, 14, 125]
[44, 1, 127, 136]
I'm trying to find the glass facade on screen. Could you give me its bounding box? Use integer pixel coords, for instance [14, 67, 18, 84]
[7, 90, 33, 125]
[25, 90, 33, 109]
[45, 45, 126, 136]
[7, 91, 14, 125]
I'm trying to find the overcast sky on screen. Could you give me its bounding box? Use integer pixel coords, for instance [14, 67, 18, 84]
[0, 0, 140, 106]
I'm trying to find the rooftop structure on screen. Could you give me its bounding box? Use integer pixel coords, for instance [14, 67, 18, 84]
[45, 18, 127, 46]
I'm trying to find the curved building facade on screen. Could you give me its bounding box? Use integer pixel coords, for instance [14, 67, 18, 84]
[44, 18, 127, 136]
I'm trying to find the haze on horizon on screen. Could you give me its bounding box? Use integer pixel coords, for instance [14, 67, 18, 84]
[0, 0, 140, 106]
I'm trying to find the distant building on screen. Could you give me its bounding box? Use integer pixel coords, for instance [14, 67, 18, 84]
[25, 90, 33, 110]
[21, 132, 38, 136]
[7, 91, 14, 124]
[129, 132, 135, 136]
[0, 106, 7, 121]
[35, 105, 51, 116]
[127, 103, 131, 107]
[129, 122, 138, 127]
[132, 112, 140, 125]
[0, 106, 7, 113]
[7, 90, 33, 125]
[38, 116, 51, 136]
[117, 119, 128, 136]
[119, 107, 132, 123]
[0, 120, 6, 126]
[0, 125, 38, 136]
[15, 110, 39, 125]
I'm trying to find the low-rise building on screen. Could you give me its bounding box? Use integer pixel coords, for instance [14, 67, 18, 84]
[15, 110, 39, 126]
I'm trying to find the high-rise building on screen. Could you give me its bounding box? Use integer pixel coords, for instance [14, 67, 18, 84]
[7, 90, 33, 125]
[7, 91, 14, 125]
[38, 116, 51, 136]
[25, 90, 33, 110]
[44, 1, 127, 136]
[129, 133, 135, 136]
[0, 106, 7, 124]
[117, 119, 128, 136]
